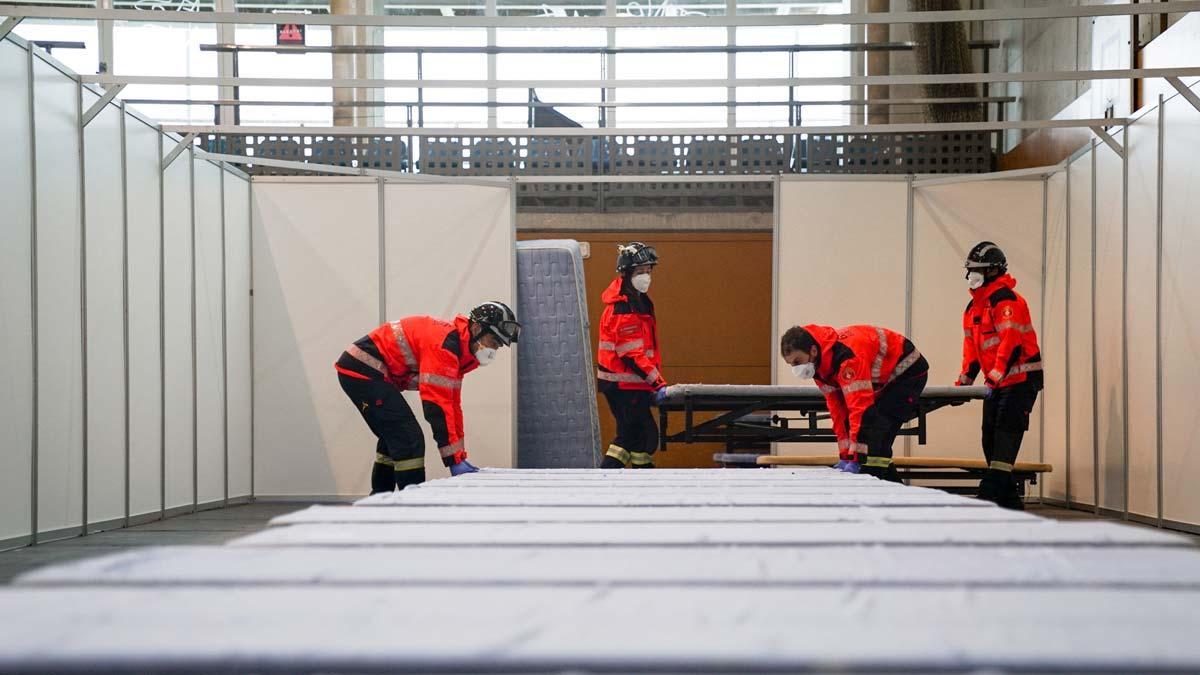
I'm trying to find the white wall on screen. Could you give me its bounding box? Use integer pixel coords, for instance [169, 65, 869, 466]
[774, 178, 908, 456]
[125, 118, 164, 520]
[224, 173, 253, 501]
[1093, 141, 1126, 513]
[910, 180, 1045, 461]
[83, 94, 127, 528]
[0, 39, 34, 544]
[1065, 149, 1097, 507]
[194, 160, 225, 506]
[383, 183, 517, 477]
[34, 54, 84, 536]
[253, 178, 516, 496]
[1041, 171, 1069, 502]
[1, 36, 258, 546]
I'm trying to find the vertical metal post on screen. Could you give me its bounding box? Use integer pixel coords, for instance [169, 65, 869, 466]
[1064, 159, 1072, 509]
[1090, 140, 1100, 517]
[248, 178, 255, 500]
[220, 167, 229, 508]
[1038, 176, 1048, 500]
[1121, 124, 1130, 522]
[1155, 95, 1165, 528]
[189, 147, 197, 514]
[770, 175, 780, 387]
[903, 175, 915, 458]
[377, 177, 386, 323]
[605, 0, 616, 128]
[28, 45, 40, 546]
[77, 78, 90, 535]
[416, 51, 424, 128]
[158, 130, 166, 521]
[726, 0, 736, 129]
[485, 0, 497, 129]
[120, 101, 131, 529]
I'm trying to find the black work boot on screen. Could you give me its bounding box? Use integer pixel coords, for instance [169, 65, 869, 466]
[600, 456, 626, 469]
[370, 461, 395, 495]
[992, 472, 1025, 511]
[631, 462, 656, 469]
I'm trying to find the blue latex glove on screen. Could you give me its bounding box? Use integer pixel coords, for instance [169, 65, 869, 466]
[653, 388, 669, 406]
[833, 460, 847, 471]
[450, 459, 479, 476]
[983, 386, 995, 400]
[840, 460, 861, 474]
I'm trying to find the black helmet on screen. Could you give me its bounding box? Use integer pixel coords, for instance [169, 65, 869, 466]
[469, 301, 521, 347]
[616, 242, 660, 274]
[964, 241, 1007, 278]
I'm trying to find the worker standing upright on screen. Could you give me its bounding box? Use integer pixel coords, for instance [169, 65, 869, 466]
[597, 242, 666, 469]
[335, 301, 521, 494]
[780, 324, 929, 482]
[957, 242, 1043, 510]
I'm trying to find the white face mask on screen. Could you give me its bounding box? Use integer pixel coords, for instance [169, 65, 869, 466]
[967, 271, 985, 290]
[630, 273, 652, 293]
[791, 362, 816, 380]
[474, 347, 497, 367]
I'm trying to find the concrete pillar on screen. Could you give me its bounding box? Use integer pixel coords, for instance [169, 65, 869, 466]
[866, 0, 890, 125]
[332, 0, 384, 128]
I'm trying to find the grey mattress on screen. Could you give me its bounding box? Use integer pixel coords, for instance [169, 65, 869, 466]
[515, 240, 601, 467]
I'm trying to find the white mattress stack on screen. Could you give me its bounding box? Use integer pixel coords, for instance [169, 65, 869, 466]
[3, 468, 1200, 672]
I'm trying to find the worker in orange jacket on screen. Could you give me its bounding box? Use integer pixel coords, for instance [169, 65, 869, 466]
[334, 301, 520, 494]
[957, 242, 1043, 510]
[781, 324, 929, 482]
[597, 242, 666, 469]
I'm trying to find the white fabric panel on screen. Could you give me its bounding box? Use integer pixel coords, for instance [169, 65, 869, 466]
[0, 40, 34, 542]
[383, 183, 516, 476]
[124, 119, 163, 519]
[252, 180, 380, 497]
[82, 96, 127, 526]
[1125, 109, 1161, 520]
[910, 181, 1045, 459]
[273, 504, 1035, 525]
[1066, 149, 1097, 506]
[1094, 141, 1127, 512]
[360, 489, 996, 508]
[222, 173, 252, 500]
[33, 56, 84, 534]
[1, 587, 1199, 672]
[162, 152, 194, 511]
[1160, 93, 1200, 528]
[1040, 172, 1069, 501]
[22, 544, 1194, 587]
[774, 179, 907, 456]
[193, 160, 224, 505]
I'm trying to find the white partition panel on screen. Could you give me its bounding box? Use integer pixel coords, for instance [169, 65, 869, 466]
[163, 151, 195, 511]
[82, 95, 127, 527]
[1066, 149, 1097, 507]
[194, 160, 225, 505]
[0, 40, 34, 543]
[1093, 143, 1126, 512]
[383, 182, 517, 477]
[253, 179, 380, 497]
[774, 179, 908, 399]
[1041, 172, 1069, 502]
[1125, 110, 1161, 520]
[1161, 92, 1200, 528]
[223, 172, 252, 500]
[911, 181, 1045, 460]
[33, 56, 84, 535]
[125, 118, 163, 519]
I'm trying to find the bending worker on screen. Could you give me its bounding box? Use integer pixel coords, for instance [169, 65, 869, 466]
[781, 324, 928, 482]
[597, 242, 666, 469]
[957, 242, 1043, 510]
[335, 302, 521, 494]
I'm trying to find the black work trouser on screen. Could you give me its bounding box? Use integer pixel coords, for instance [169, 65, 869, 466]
[337, 366, 426, 493]
[602, 387, 658, 466]
[857, 371, 928, 461]
[981, 378, 1042, 468]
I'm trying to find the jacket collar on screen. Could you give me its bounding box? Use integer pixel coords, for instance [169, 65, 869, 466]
[971, 273, 1017, 302]
[802, 324, 841, 381]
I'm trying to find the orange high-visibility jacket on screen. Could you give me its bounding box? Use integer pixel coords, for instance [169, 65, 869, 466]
[958, 274, 1042, 389]
[338, 315, 479, 466]
[596, 276, 665, 392]
[805, 324, 926, 459]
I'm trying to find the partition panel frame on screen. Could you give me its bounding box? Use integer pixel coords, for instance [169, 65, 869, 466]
[26, 42, 39, 547]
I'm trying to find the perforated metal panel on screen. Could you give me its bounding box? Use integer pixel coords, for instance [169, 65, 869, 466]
[807, 132, 992, 174]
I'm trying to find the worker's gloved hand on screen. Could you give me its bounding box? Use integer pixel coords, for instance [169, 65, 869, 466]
[840, 460, 861, 474]
[450, 459, 479, 476]
[833, 460, 848, 471]
[653, 388, 669, 406]
[983, 386, 995, 400]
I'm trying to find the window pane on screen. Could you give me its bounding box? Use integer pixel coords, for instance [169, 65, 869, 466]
[114, 21, 219, 125]
[14, 20, 99, 76]
[235, 25, 332, 126]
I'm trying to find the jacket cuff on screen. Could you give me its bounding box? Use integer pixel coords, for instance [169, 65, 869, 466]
[442, 450, 468, 468]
